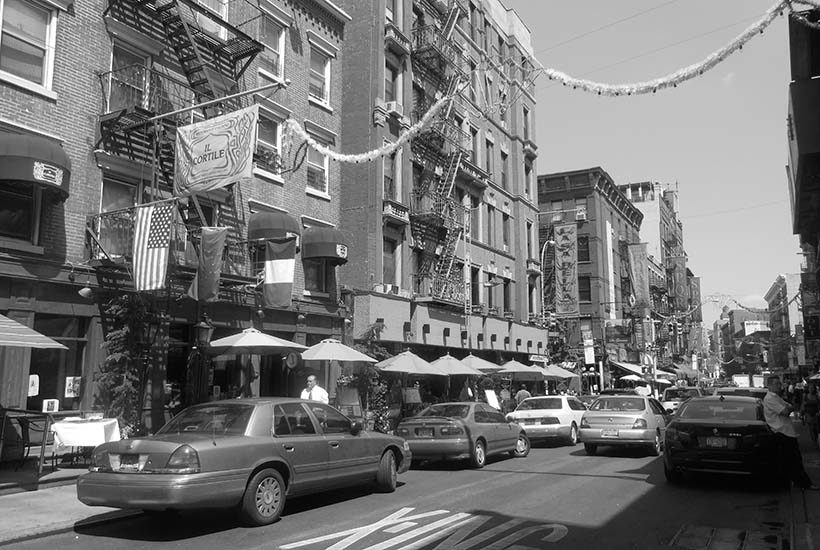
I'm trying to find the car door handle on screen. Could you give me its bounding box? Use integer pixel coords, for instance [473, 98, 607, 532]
[328, 441, 339, 448]
[283, 444, 294, 452]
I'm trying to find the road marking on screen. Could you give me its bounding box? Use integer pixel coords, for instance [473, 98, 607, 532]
[383, 522, 417, 533]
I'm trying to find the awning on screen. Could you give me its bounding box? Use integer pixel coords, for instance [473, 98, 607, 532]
[302, 226, 348, 264]
[672, 364, 699, 378]
[609, 361, 643, 376]
[0, 133, 71, 200]
[0, 314, 67, 349]
[247, 211, 301, 242]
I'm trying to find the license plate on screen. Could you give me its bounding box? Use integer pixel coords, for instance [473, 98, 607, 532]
[602, 428, 619, 437]
[119, 454, 139, 471]
[705, 436, 727, 448]
[416, 428, 434, 437]
[523, 419, 537, 425]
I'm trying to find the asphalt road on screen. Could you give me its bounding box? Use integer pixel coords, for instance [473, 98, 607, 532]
[8, 441, 791, 550]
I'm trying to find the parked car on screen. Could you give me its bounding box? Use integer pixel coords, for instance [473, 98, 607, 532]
[505, 395, 587, 445]
[576, 395, 597, 409]
[663, 395, 778, 483]
[599, 388, 639, 396]
[77, 398, 411, 526]
[396, 402, 530, 468]
[661, 386, 705, 414]
[579, 395, 669, 456]
[712, 386, 768, 400]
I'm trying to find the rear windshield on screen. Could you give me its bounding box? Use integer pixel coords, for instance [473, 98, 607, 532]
[590, 397, 646, 412]
[716, 388, 767, 399]
[678, 400, 762, 421]
[159, 404, 254, 435]
[663, 388, 701, 401]
[517, 398, 562, 411]
[418, 404, 470, 419]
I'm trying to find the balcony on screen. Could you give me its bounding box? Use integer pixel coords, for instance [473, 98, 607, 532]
[411, 24, 465, 78]
[523, 139, 538, 159]
[384, 22, 411, 57]
[458, 158, 489, 189]
[383, 199, 410, 226]
[788, 77, 820, 236]
[99, 64, 198, 126]
[526, 259, 541, 275]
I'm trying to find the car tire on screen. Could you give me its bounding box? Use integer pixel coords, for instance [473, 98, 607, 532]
[567, 423, 579, 446]
[664, 464, 682, 484]
[584, 443, 597, 455]
[240, 468, 286, 526]
[375, 451, 397, 492]
[471, 439, 487, 468]
[648, 433, 661, 457]
[512, 433, 530, 458]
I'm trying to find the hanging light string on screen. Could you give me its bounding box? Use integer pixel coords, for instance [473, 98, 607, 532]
[651, 297, 720, 323]
[729, 292, 801, 314]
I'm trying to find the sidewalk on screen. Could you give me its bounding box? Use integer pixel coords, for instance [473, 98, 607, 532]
[789, 419, 820, 550]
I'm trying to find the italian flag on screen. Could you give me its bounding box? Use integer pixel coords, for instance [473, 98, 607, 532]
[263, 239, 296, 308]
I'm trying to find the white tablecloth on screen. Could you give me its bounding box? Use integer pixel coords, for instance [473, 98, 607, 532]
[51, 418, 121, 447]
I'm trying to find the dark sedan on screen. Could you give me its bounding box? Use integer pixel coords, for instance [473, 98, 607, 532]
[663, 395, 778, 483]
[77, 398, 411, 525]
[396, 402, 530, 468]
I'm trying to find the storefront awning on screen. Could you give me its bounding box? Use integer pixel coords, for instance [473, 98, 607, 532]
[0, 314, 67, 349]
[609, 361, 643, 376]
[302, 226, 348, 264]
[0, 133, 71, 200]
[247, 211, 301, 242]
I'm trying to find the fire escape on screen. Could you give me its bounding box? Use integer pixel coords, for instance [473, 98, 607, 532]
[409, 1, 468, 307]
[89, 0, 264, 334]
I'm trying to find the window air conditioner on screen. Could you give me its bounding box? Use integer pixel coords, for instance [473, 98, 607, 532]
[385, 101, 403, 117]
[575, 210, 587, 221]
[551, 213, 563, 223]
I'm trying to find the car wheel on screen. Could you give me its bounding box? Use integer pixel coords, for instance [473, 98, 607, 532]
[664, 464, 682, 484]
[584, 443, 597, 456]
[375, 451, 397, 492]
[471, 439, 487, 468]
[240, 468, 286, 526]
[649, 433, 661, 457]
[512, 433, 530, 458]
[567, 423, 579, 446]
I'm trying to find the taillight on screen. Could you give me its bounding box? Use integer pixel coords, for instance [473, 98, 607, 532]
[580, 417, 590, 428]
[440, 426, 464, 436]
[89, 449, 110, 472]
[163, 445, 200, 474]
[397, 427, 410, 436]
[505, 414, 513, 422]
[632, 418, 648, 429]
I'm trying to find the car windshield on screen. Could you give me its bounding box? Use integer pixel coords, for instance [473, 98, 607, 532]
[517, 398, 562, 411]
[418, 404, 470, 419]
[717, 388, 767, 399]
[663, 388, 701, 401]
[678, 400, 762, 421]
[590, 397, 646, 412]
[158, 404, 254, 435]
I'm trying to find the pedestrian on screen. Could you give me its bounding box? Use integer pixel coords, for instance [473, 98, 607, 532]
[301, 374, 329, 404]
[802, 384, 820, 447]
[514, 383, 531, 405]
[763, 376, 818, 490]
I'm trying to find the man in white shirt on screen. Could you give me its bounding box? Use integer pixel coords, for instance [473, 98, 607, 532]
[764, 376, 816, 490]
[301, 375, 329, 404]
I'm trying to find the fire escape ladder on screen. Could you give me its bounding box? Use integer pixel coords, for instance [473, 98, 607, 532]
[432, 199, 464, 304]
[436, 149, 462, 202]
[442, 3, 462, 41]
[462, 206, 472, 315]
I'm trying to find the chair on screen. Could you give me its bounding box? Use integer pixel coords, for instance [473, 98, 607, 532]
[1, 415, 55, 472]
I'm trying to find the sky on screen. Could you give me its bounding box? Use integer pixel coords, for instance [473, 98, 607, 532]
[503, 0, 801, 328]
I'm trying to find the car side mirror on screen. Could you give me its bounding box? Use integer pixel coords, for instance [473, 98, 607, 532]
[350, 420, 363, 435]
[666, 409, 674, 416]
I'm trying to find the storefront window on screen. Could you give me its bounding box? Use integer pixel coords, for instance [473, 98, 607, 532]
[26, 315, 84, 412]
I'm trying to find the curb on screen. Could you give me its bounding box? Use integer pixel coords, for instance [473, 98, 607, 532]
[0, 509, 141, 547]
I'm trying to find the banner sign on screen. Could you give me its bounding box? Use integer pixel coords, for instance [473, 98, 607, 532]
[690, 276, 702, 322]
[627, 243, 650, 309]
[174, 105, 258, 197]
[554, 223, 579, 316]
[605, 318, 634, 343]
[670, 256, 688, 306]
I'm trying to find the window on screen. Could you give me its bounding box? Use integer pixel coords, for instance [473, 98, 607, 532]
[469, 60, 477, 102]
[483, 21, 491, 52]
[578, 235, 590, 262]
[306, 147, 328, 193]
[471, 267, 480, 305]
[260, 16, 284, 78]
[304, 258, 328, 293]
[307, 403, 351, 433]
[470, 126, 479, 164]
[502, 213, 510, 250]
[486, 205, 495, 247]
[385, 61, 398, 103]
[503, 280, 511, 312]
[0, 0, 55, 88]
[579, 276, 591, 302]
[522, 106, 530, 140]
[526, 221, 533, 258]
[0, 182, 35, 241]
[277, 403, 316, 435]
[528, 281, 536, 315]
[524, 162, 532, 198]
[484, 138, 493, 175]
[196, 0, 227, 39]
[487, 274, 495, 310]
[257, 110, 281, 175]
[108, 44, 148, 112]
[500, 151, 508, 188]
[385, 0, 395, 23]
[383, 148, 396, 200]
[383, 238, 397, 285]
[469, 3, 479, 42]
[575, 197, 588, 217]
[470, 195, 480, 240]
[309, 47, 330, 103]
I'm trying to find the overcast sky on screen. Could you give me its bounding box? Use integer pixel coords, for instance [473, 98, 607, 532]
[503, 0, 801, 328]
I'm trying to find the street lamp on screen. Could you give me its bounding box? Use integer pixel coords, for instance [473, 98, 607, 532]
[188, 314, 214, 406]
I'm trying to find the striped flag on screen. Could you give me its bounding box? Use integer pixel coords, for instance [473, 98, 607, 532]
[133, 201, 175, 291]
[262, 239, 296, 307]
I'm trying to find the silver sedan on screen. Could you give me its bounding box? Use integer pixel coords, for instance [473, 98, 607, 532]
[579, 395, 669, 456]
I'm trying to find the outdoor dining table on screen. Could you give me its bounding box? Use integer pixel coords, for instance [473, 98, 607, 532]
[50, 417, 121, 448]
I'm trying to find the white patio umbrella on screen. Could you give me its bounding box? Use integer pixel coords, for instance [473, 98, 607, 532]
[619, 374, 644, 382]
[543, 364, 580, 379]
[430, 354, 485, 376]
[207, 327, 307, 355]
[654, 378, 673, 385]
[300, 338, 376, 363]
[498, 360, 544, 381]
[375, 350, 448, 376]
[461, 354, 502, 373]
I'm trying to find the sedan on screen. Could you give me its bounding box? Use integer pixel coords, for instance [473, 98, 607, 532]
[579, 395, 669, 456]
[663, 395, 778, 483]
[77, 398, 412, 526]
[661, 386, 704, 415]
[396, 402, 530, 468]
[505, 395, 587, 445]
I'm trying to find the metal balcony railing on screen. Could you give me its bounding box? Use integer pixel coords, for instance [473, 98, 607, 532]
[411, 25, 464, 72]
[99, 64, 199, 125]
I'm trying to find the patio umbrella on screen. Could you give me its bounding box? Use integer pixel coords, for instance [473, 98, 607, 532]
[810, 373, 820, 381]
[543, 364, 579, 379]
[498, 360, 544, 381]
[619, 374, 643, 382]
[461, 354, 503, 373]
[300, 338, 376, 363]
[654, 378, 673, 385]
[430, 354, 485, 376]
[375, 350, 448, 376]
[207, 327, 307, 355]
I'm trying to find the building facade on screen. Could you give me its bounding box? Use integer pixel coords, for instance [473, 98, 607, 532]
[336, 0, 546, 364]
[763, 273, 802, 374]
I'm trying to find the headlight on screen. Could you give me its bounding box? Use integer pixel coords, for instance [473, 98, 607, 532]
[403, 441, 410, 451]
[162, 445, 200, 474]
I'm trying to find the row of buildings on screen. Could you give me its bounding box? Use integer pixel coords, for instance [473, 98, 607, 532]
[0, 0, 706, 430]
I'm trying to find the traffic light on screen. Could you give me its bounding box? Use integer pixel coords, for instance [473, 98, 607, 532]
[667, 323, 674, 335]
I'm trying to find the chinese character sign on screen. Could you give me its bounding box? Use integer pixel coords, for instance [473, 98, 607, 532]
[554, 223, 579, 316]
[627, 243, 650, 309]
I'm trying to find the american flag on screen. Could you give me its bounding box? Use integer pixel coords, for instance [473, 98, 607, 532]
[133, 201, 175, 291]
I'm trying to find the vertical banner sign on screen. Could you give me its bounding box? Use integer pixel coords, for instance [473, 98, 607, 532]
[263, 239, 296, 308]
[605, 220, 616, 319]
[671, 257, 688, 307]
[627, 243, 650, 310]
[582, 330, 595, 365]
[554, 223, 579, 316]
[133, 200, 176, 291]
[174, 105, 259, 197]
[690, 276, 703, 322]
[187, 226, 229, 302]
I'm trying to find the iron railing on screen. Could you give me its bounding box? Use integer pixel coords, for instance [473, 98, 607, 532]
[99, 64, 199, 125]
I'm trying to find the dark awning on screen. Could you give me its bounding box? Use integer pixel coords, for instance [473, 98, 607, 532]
[247, 211, 301, 242]
[302, 226, 348, 264]
[609, 361, 643, 376]
[0, 314, 67, 349]
[0, 133, 71, 200]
